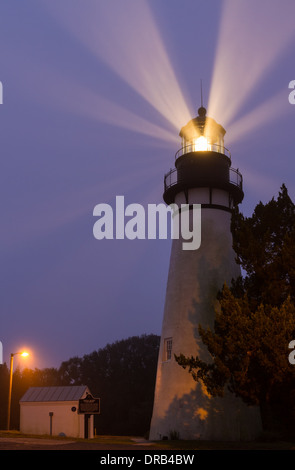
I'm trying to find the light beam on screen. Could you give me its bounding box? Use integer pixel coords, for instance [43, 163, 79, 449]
[208, 0, 295, 129]
[44, 0, 192, 132]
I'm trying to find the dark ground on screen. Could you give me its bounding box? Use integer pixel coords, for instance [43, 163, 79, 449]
[0, 432, 295, 450]
[0, 437, 157, 450]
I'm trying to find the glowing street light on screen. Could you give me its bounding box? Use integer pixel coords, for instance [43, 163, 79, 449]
[7, 351, 29, 430]
[20, 352, 29, 358]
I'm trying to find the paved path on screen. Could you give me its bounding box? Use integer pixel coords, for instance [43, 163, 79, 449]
[0, 436, 158, 450]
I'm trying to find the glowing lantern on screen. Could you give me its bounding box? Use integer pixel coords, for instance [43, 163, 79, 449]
[193, 135, 208, 151]
[178, 106, 227, 158]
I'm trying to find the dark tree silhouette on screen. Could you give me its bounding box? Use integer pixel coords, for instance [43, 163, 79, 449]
[176, 185, 295, 432]
[1, 334, 160, 434]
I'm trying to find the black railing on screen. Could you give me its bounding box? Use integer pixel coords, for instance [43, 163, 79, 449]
[175, 143, 231, 161]
[164, 166, 243, 192]
[229, 167, 243, 188]
[164, 168, 177, 190]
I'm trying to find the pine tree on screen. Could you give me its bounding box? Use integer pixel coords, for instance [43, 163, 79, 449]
[175, 185, 295, 431]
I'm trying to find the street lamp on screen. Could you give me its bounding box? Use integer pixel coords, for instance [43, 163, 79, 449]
[7, 351, 29, 430]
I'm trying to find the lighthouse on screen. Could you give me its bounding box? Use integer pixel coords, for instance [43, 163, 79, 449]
[149, 106, 262, 441]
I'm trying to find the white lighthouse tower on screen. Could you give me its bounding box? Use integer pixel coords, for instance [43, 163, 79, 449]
[149, 106, 262, 441]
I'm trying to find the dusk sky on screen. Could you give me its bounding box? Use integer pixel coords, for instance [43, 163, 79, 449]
[1, 0, 295, 369]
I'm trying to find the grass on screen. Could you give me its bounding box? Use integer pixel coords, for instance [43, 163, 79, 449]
[0, 430, 142, 446]
[1, 430, 295, 449]
[0, 430, 73, 441]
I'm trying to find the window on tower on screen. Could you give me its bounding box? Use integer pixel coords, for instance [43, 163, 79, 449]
[163, 337, 173, 362]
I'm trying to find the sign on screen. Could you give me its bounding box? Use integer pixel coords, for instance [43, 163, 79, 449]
[78, 393, 100, 414]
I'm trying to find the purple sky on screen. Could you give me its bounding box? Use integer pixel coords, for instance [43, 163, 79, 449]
[1, 0, 295, 369]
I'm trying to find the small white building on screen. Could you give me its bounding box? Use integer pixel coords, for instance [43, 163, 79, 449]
[20, 386, 96, 438]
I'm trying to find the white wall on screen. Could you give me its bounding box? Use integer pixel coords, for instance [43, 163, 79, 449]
[20, 401, 94, 438]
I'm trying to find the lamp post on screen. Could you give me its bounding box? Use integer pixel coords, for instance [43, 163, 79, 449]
[7, 351, 29, 430]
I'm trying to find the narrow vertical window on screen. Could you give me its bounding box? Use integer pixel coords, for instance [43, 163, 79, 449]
[163, 338, 173, 361]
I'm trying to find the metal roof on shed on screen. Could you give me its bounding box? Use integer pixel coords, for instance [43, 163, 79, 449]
[20, 386, 89, 402]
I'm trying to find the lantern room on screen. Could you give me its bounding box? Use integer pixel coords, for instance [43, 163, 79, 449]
[163, 106, 244, 207]
[177, 106, 228, 159]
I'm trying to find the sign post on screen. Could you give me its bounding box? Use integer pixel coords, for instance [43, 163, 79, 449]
[78, 393, 100, 415]
[78, 393, 100, 439]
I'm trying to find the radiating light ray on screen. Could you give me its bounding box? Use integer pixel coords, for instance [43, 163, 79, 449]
[208, 0, 295, 129]
[18, 54, 178, 146]
[75, 90, 179, 145]
[43, 0, 192, 131]
[1, 158, 163, 250]
[226, 89, 290, 145]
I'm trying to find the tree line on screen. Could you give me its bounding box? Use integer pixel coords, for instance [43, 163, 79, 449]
[0, 334, 160, 435]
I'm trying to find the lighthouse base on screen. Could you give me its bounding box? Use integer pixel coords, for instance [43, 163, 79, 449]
[149, 204, 263, 441]
[149, 376, 262, 441]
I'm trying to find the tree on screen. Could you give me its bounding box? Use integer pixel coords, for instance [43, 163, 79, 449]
[175, 185, 295, 431]
[6, 367, 62, 430]
[0, 364, 9, 429]
[58, 334, 160, 435]
[0, 334, 160, 433]
[231, 183, 295, 308]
